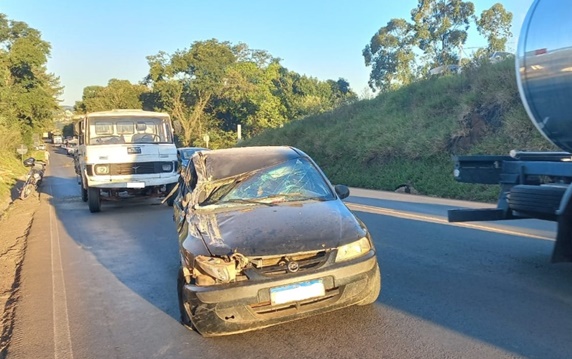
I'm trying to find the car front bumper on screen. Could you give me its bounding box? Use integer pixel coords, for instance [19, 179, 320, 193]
[181, 252, 379, 336]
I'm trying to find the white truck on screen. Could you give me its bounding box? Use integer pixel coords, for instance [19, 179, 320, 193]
[76, 109, 179, 213]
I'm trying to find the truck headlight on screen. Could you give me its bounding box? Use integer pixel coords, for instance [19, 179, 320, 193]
[162, 163, 173, 172]
[335, 237, 371, 262]
[94, 165, 109, 175]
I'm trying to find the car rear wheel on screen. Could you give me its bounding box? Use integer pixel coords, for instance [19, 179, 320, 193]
[177, 267, 196, 332]
[358, 263, 381, 306]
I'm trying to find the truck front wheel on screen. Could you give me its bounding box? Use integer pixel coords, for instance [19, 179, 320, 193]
[88, 187, 101, 213]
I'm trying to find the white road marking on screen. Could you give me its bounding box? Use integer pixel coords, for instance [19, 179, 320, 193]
[346, 202, 555, 241]
[49, 188, 74, 359]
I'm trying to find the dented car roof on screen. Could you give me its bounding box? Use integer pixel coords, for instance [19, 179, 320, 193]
[192, 146, 304, 181]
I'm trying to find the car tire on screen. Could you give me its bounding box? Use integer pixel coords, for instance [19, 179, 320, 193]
[177, 267, 197, 332]
[358, 263, 381, 306]
[508, 185, 566, 220]
[88, 186, 101, 213]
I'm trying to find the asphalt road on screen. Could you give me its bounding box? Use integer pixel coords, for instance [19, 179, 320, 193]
[6, 148, 572, 359]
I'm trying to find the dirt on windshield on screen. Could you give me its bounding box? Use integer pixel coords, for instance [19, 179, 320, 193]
[0, 188, 40, 357]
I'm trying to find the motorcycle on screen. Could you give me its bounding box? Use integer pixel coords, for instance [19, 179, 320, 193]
[19, 157, 46, 200]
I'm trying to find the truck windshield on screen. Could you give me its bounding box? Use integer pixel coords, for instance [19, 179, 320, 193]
[86, 116, 173, 145]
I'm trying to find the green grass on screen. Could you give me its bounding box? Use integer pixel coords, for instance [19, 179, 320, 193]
[242, 59, 553, 203]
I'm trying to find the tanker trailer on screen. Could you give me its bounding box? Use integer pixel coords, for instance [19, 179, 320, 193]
[448, 0, 572, 262]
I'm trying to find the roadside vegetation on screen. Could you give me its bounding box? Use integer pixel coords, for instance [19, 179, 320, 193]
[0, 1, 535, 204]
[0, 14, 61, 208]
[241, 59, 556, 202]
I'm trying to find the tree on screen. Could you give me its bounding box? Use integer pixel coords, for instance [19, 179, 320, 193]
[363, 0, 513, 92]
[363, 18, 416, 92]
[74, 79, 148, 113]
[0, 13, 61, 149]
[411, 0, 475, 68]
[477, 3, 513, 53]
[143, 39, 238, 145]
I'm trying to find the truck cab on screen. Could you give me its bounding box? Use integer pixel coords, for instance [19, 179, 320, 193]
[76, 109, 179, 212]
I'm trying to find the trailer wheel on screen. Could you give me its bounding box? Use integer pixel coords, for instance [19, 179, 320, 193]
[88, 186, 101, 213]
[508, 185, 566, 220]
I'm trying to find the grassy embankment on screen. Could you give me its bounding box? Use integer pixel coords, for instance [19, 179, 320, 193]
[242, 59, 557, 202]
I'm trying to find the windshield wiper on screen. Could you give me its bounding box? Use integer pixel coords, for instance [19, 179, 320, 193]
[218, 198, 276, 206]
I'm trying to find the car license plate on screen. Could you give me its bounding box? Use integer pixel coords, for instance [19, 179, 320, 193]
[127, 182, 145, 188]
[270, 279, 325, 305]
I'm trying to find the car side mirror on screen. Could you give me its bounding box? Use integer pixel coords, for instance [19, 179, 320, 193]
[334, 184, 350, 199]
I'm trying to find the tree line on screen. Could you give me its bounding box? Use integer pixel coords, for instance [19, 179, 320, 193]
[362, 0, 513, 92]
[0, 14, 61, 153]
[0, 1, 515, 152]
[75, 40, 357, 148]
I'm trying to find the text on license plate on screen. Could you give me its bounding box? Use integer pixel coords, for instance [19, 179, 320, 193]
[270, 279, 325, 305]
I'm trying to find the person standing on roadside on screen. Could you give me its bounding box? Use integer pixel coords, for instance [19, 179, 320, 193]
[44, 149, 50, 164]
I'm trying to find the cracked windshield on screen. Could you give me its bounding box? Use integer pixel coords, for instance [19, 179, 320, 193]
[204, 158, 334, 206]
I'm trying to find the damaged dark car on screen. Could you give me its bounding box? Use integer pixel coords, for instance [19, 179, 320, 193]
[173, 146, 381, 336]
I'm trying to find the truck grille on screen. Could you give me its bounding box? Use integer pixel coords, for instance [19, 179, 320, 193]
[87, 162, 175, 176]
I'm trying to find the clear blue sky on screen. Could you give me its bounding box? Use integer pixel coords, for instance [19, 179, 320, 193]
[2, 0, 532, 106]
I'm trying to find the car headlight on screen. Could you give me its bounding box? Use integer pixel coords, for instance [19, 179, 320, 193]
[194, 256, 237, 283]
[162, 163, 173, 172]
[335, 237, 371, 262]
[94, 165, 109, 175]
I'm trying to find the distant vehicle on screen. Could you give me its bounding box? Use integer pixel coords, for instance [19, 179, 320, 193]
[35, 144, 46, 150]
[52, 135, 63, 145]
[173, 146, 381, 336]
[489, 51, 514, 63]
[428, 64, 461, 76]
[177, 147, 209, 168]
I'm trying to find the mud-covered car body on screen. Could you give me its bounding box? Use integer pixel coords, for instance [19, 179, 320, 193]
[173, 146, 380, 336]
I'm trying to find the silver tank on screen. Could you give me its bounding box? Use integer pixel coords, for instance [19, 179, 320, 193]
[517, 0, 572, 152]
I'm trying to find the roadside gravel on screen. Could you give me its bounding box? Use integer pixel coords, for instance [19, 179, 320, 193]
[0, 185, 40, 358]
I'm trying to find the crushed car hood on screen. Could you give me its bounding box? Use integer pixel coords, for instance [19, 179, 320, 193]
[189, 200, 366, 256]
